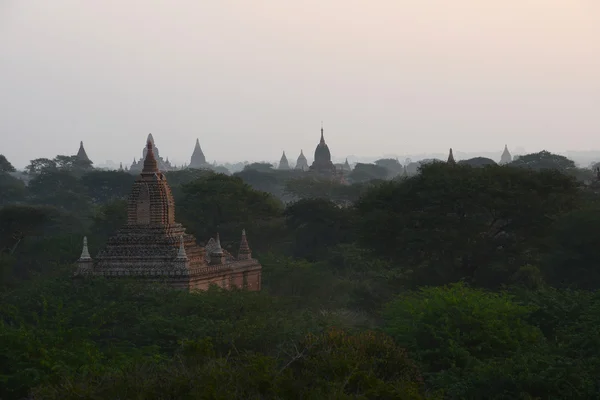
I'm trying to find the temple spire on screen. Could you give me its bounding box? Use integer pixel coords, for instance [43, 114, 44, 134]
[278, 151, 290, 170]
[79, 236, 91, 260]
[238, 229, 252, 260]
[213, 233, 223, 255]
[210, 233, 225, 265]
[176, 236, 187, 260]
[500, 144, 512, 164]
[447, 148, 456, 164]
[142, 139, 159, 174]
[190, 138, 207, 168]
[320, 122, 325, 144]
[76, 141, 92, 163]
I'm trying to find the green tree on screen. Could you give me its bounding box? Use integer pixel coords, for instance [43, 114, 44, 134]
[28, 170, 91, 213]
[284, 198, 355, 261]
[80, 170, 135, 204]
[510, 150, 576, 171]
[177, 173, 283, 245]
[25, 158, 57, 175]
[458, 157, 497, 167]
[0, 154, 16, 173]
[0, 173, 27, 205]
[349, 162, 389, 183]
[244, 162, 275, 172]
[383, 283, 552, 399]
[542, 206, 600, 289]
[0, 205, 57, 255]
[356, 163, 580, 287]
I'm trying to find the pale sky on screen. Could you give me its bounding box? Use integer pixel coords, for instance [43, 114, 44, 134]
[1, 0, 599, 167]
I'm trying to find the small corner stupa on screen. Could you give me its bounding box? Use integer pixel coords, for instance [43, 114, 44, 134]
[75, 137, 262, 291]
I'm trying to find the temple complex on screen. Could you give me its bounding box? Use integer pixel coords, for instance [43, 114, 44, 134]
[75, 139, 262, 292]
[130, 134, 175, 172]
[278, 151, 290, 170]
[189, 138, 209, 169]
[309, 126, 336, 175]
[295, 150, 308, 171]
[500, 145, 512, 164]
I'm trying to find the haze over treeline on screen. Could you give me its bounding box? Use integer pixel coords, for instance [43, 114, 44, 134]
[1, 0, 599, 167]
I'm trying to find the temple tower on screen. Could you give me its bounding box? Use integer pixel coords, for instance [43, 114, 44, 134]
[76, 236, 93, 274]
[238, 229, 252, 260]
[309, 125, 336, 175]
[76, 138, 262, 292]
[447, 148, 456, 164]
[130, 134, 174, 172]
[343, 158, 351, 171]
[295, 150, 308, 171]
[189, 138, 208, 169]
[278, 151, 290, 170]
[500, 145, 512, 164]
[76, 141, 93, 165]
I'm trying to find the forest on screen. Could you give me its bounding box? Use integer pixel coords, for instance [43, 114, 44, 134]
[2, 151, 600, 399]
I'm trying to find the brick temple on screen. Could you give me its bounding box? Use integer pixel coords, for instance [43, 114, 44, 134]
[75, 139, 262, 291]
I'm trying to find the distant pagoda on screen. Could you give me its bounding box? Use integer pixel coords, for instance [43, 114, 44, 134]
[447, 148, 456, 164]
[130, 134, 174, 172]
[295, 150, 308, 171]
[309, 125, 336, 175]
[500, 145, 512, 164]
[189, 138, 209, 169]
[278, 151, 290, 170]
[76, 139, 262, 291]
[76, 141, 92, 164]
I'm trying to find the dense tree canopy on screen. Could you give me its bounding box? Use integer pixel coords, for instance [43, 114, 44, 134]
[3, 149, 600, 398]
[356, 162, 581, 286]
[177, 173, 284, 246]
[510, 150, 576, 171]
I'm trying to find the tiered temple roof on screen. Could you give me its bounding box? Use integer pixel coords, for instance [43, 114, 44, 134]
[76, 138, 262, 292]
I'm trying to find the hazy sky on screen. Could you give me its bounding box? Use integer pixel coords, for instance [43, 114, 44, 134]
[1, 0, 599, 167]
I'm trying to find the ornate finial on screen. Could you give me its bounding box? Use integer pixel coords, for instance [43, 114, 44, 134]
[79, 236, 91, 260]
[176, 235, 187, 259]
[238, 229, 252, 260]
[142, 138, 159, 174]
[320, 122, 324, 142]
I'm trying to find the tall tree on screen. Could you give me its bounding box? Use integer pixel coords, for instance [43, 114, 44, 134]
[510, 150, 576, 171]
[0, 154, 16, 173]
